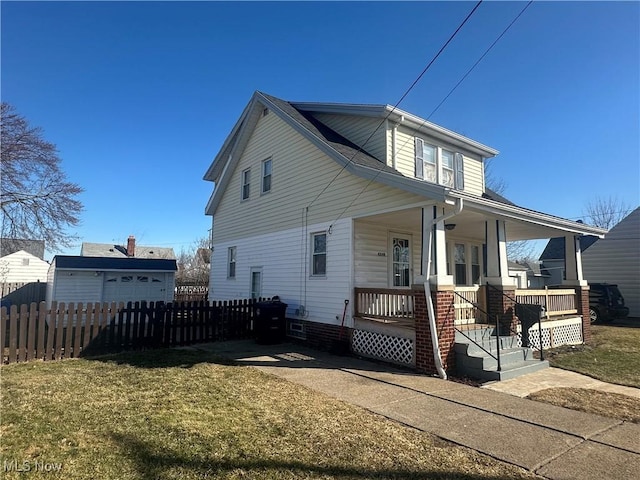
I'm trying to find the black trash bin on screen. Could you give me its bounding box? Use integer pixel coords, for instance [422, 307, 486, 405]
[515, 304, 543, 348]
[254, 298, 288, 344]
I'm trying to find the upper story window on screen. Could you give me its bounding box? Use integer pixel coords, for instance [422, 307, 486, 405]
[241, 169, 251, 200]
[262, 158, 272, 194]
[415, 138, 464, 190]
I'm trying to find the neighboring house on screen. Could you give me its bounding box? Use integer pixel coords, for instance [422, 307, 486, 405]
[581, 208, 640, 317]
[539, 234, 599, 286]
[0, 238, 49, 305]
[46, 236, 177, 306]
[507, 261, 528, 289]
[0, 238, 49, 283]
[508, 261, 549, 289]
[204, 91, 606, 377]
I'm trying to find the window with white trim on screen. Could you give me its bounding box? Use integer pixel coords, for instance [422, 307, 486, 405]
[311, 232, 326, 276]
[241, 169, 250, 200]
[227, 246, 236, 279]
[261, 158, 272, 194]
[415, 138, 464, 190]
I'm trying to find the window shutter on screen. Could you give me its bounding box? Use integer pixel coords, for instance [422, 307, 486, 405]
[415, 138, 424, 179]
[454, 153, 464, 190]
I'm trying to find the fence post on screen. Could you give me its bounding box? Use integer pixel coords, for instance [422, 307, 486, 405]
[26, 302, 37, 361]
[73, 303, 84, 357]
[8, 305, 18, 363]
[37, 302, 47, 360]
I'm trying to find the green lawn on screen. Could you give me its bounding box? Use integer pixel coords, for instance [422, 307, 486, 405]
[527, 324, 640, 423]
[545, 325, 640, 388]
[1, 349, 535, 480]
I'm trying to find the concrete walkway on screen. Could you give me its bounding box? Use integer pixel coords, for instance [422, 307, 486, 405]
[482, 366, 640, 399]
[192, 340, 640, 480]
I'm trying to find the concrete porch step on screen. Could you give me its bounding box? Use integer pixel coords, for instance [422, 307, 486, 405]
[455, 327, 548, 382]
[455, 345, 537, 371]
[460, 359, 550, 382]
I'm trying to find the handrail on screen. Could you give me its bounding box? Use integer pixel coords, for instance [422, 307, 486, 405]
[486, 283, 545, 361]
[452, 290, 501, 369]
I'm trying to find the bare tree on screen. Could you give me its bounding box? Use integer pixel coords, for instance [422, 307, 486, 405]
[176, 236, 211, 286]
[484, 157, 507, 195]
[506, 240, 538, 263]
[1, 103, 83, 248]
[583, 196, 633, 230]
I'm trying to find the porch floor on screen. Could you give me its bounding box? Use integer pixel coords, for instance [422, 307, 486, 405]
[354, 316, 415, 330]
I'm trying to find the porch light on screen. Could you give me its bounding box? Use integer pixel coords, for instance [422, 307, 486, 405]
[445, 223, 456, 231]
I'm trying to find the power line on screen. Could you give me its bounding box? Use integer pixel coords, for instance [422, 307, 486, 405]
[330, 1, 533, 228]
[306, 0, 483, 211]
[427, 1, 534, 119]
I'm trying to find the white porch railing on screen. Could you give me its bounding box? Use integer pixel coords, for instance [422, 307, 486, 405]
[515, 287, 577, 318]
[354, 288, 414, 324]
[453, 286, 483, 325]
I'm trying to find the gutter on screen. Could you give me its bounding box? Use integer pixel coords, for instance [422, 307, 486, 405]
[424, 198, 463, 380]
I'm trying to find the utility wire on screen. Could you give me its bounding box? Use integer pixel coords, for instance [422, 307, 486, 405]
[329, 0, 533, 229]
[306, 0, 483, 211]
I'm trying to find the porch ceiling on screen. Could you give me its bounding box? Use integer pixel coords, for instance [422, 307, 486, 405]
[355, 208, 588, 242]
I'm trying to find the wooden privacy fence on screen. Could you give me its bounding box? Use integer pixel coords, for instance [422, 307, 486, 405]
[1, 298, 265, 365]
[1, 281, 47, 306]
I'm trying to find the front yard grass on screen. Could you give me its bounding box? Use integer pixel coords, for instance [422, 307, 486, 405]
[0, 348, 535, 480]
[544, 325, 640, 388]
[527, 324, 640, 423]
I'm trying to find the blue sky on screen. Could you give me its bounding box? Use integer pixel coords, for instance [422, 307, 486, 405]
[2, 1, 638, 260]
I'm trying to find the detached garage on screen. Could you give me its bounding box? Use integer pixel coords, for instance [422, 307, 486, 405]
[46, 256, 177, 306]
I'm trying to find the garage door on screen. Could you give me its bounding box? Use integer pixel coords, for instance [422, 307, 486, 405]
[102, 273, 169, 304]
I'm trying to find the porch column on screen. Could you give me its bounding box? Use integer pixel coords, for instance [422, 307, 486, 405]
[418, 206, 453, 287]
[413, 284, 455, 375]
[563, 235, 587, 286]
[574, 286, 592, 344]
[484, 219, 514, 287]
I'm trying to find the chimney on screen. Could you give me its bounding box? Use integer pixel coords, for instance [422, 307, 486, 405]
[126, 235, 135, 257]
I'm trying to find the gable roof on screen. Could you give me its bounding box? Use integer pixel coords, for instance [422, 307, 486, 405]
[539, 235, 600, 261]
[81, 242, 176, 260]
[204, 92, 608, 240]
[204, 91, 454, 215]
[1, 238, 45, 259]
[53, 255, 177, 271]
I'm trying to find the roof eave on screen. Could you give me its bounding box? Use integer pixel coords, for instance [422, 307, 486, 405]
[451, 191, 608, 237]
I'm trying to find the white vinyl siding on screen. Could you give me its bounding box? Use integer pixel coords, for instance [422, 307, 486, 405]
[582, 208, 640, 317]
[311, 113, 387, 163]
[354, 221, 422, 288]
[49, 271, 104, 305]
[210, 219, 353, 326]
[46, 263, 175, 306]
[212, 111, 430, 244]
[0, 250, 49, 283]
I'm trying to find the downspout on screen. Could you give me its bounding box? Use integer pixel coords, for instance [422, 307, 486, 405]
[424, 198, 463, 380]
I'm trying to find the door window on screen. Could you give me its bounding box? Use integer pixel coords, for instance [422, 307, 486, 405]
[391, 236, 411, 287]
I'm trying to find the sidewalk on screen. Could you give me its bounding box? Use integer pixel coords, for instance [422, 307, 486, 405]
[192, 340, 640, 480]
[482, 366, 640, 399]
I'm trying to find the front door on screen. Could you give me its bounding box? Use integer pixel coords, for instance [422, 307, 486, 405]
[390, 234, 412, 287]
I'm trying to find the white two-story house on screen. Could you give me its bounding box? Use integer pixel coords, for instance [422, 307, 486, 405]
[204, 91, 606, 379]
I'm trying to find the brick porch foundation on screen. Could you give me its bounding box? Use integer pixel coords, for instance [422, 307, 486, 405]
[414, 285, 456, 376]
[486, 285, 518, 334]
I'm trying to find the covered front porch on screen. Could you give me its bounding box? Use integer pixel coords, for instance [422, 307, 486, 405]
[349, 199, 602, 374]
